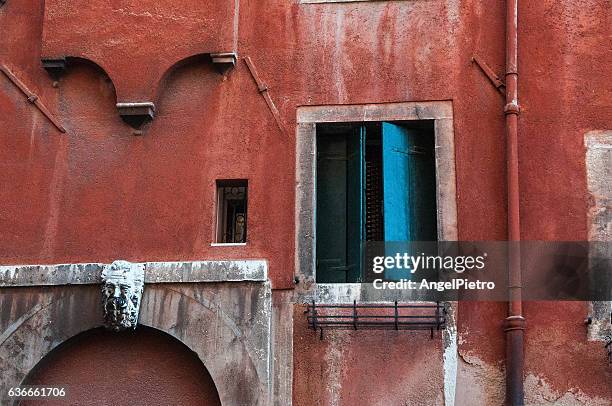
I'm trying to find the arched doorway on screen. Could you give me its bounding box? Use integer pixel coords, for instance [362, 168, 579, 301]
[21, 326, 221, 406]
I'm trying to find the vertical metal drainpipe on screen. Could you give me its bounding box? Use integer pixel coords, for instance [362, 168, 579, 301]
[504, 0, 526, 405]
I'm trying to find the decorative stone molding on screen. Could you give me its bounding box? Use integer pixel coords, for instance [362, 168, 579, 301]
[0, 260, 268, 287]
[101, 260, 145, 331]
[0, 259, 274, 404]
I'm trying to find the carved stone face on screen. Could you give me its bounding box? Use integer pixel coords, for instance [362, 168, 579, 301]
[101, 260, 145, 332]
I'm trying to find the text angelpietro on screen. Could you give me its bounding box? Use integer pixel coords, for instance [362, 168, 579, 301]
[372, 278, 496, 291]
[370, 252, 495, 291]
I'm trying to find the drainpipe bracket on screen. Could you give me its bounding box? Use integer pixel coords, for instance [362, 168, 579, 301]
[504, 102, 521, 115]
[472, 54, 506, 95]
[504, 315, 526, 332]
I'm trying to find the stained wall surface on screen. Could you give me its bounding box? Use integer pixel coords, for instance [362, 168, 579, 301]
[0, 0, 610, 404]
[292, 306, 446, 406]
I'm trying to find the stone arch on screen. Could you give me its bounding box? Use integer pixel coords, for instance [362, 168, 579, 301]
[22, 326, 222, 405]
[139, 284, 269, 406]
[0, 283, 269, 406]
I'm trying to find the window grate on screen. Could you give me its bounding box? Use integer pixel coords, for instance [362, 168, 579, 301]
[305, 301, 447, 340]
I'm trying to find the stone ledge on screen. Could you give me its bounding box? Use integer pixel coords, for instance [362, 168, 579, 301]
[299, 282, 441, 304]
[0, 260, 268, 287]
[296, 101, 453, 124]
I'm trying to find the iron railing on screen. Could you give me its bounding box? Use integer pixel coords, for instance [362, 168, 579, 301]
[305, 300, 447, 339]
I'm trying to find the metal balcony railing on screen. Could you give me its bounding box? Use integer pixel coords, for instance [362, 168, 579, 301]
[305, 300, 447, 340]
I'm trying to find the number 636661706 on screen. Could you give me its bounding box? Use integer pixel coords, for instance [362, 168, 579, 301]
[7, 386, 67, 399]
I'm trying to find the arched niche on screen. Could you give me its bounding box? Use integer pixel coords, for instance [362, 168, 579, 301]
[22, 326, 221, 406]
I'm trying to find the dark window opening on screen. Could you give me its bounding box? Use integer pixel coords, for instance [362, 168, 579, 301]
[315, 121, 437, 283]
[216, 180, 248, 243]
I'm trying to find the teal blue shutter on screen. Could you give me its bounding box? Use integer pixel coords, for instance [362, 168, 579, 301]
[382, 122, 437, 280]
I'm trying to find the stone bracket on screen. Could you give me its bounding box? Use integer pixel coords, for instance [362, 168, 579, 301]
[211, 52, 237, 73]
[116, 102, 156, 129]
[41, 57, 67, 81]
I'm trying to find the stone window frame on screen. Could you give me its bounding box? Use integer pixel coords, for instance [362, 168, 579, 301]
[294, 101, 458, 302]
[585, 130, 612, 341]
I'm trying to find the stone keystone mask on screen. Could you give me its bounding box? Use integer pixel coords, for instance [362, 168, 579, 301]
[101, 260, 145, 332]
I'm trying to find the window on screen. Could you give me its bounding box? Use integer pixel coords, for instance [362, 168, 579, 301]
[315, 122, 437, 282]
[216, 180, 248, 244]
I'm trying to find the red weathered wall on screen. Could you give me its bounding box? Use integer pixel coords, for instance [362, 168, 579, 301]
[293, 307, 446, 406]
[41, 1, 236, 102]
[1, 0, 610, 404]
[0, 0, 294, 288]
[519, 0, 612, 403]
[23, 327, 221, 406]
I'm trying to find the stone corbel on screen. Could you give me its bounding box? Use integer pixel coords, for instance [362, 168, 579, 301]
[210, 52, 237, 74]
[116, 102, 156, 129]
[41, 57, 67, 81]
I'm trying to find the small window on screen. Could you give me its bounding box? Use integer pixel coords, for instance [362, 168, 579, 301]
[315, 122, 437, 282]
[216, 180, 248, 243]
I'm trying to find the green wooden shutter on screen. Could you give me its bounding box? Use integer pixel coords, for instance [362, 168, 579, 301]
[316, 133, 349, 282]
[316, 127, 366, 282]
[346, 126, 366, 282]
